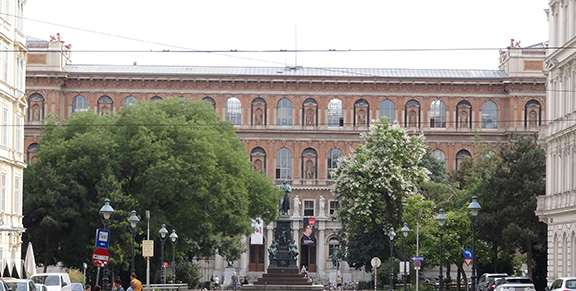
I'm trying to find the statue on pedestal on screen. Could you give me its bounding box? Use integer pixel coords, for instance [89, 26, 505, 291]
[268, 240, 278, 260]
[278, 179, 291, 215]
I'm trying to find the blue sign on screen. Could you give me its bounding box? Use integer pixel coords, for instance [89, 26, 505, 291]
[96, 229, 110, 249]
[410, 256, 425, 261]
[463, 249, 473, 259]
[414, 261, 422, 268]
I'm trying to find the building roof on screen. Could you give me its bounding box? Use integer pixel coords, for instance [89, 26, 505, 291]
[64, 64, 508, 79]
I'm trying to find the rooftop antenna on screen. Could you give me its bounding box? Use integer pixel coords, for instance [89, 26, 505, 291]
[294, 22, 298, 68]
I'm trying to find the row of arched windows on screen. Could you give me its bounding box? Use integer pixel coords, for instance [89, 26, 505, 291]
[27, 93, 542, 129]
[251, 147, 344, 180]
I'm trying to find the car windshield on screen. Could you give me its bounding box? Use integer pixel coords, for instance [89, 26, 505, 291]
[32, 276, 59, 286]
[566, 280, 576, 289]
[6, 282, 26, 291]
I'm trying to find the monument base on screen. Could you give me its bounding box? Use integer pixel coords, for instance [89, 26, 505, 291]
[243, 284, 324, 291]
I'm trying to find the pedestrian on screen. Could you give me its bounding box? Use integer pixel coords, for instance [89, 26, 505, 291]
[213, 275, 220, 290]
[242, 277, 249, 286]
[93, 285, 101, 291]
[230, 272, 240, 291]
[126, 281, 136, 291]
[114, 278, 124, 291]
[300, 265, 307, 277]
[337, 275, 342, 291]
[130, 273, 142, 291]
[85, 285, 91, 291]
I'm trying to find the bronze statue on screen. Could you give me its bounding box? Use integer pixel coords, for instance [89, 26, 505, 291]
[268, 240, 278, 260]
[278, 179, 291, 215]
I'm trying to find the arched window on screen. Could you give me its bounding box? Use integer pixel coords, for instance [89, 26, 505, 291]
[405, 100, 420, 128]
[275, 148, 292, 179]
[202, 96, 215, 108]
[430, 100, 446, 128]
[251, 147, 267, 173]
[277, 98, 293, 126]
[302, 98, 318, 126]
[123, 95, 138, 106]
[525, 100, 541, 128]
[97, 95, 114, 116]
[226, 97, 242, 125]
[456, 100, 472, 129]
[327, 148, 343, 179]
[150, 96, 163, 102]
[456, 149, 472, 170]
[379, 100, 395, 124]
[328, 99, 343, 127]
[481, 101, 498, 129]
[302, 148, 318, 179]
[26, 143, 38, 163]
[72, 95, 88, 112]
[431, 149, 446, 164]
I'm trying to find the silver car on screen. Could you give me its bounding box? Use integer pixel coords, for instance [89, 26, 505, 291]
[494, 277, 535, 291]
[547, 277, 576, 291]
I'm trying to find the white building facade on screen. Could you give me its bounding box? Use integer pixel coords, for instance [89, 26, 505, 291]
[0, 0, 27, 278]
[536, 0, 576, 283]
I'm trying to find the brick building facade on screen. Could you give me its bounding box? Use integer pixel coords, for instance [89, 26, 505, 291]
[25, 37, 546, 283]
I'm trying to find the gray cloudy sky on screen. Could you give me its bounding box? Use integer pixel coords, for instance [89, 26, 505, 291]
[24, 0, 549, 70]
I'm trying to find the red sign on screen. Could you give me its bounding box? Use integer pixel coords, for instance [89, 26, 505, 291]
[163, 262, 168, 267]
[464, 258, 472, 267]
[92, 248, 110, 267]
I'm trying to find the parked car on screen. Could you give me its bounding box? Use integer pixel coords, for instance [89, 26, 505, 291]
[69, 284, 82, 291]
[35, 284, 47, 291]
[547, 277, 576, 291]
[494, 277, 535, 291]
[4, 279, 37, 291]
[487, 278, 504, 291]
[479, 273, 509, 291]
[29, 274, 71, 291]
[0, 279, 11, 291]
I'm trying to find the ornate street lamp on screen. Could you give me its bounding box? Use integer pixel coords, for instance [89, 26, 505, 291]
[128, 210, 140, 274]
[436, 209, 447, 291]
[388, 227, 396, 291]
[159, 224, 169, 284]
[99, 199, 114, 291]
[401, 223, 410, 291]
[468, 197, 482, 291]
[169, 229, 178, 283]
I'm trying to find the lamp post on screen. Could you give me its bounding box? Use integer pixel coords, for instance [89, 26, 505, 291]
[436, 209, 447, 291]
[169, 229, 178, 283]
[468, 197, 481, 291]
[401, 223, 410, 291]
[388, 227, 396, 291]
[128, 210, 140, 274]
[99, 199, 114, 291]
[159, 224, 169, 285]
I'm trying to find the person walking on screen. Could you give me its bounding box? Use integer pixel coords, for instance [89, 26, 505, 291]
[114, 279, 124, 291]
[230, 272, 240, 291]
[130, 274, 142, 291]
[213, 275, 220, 290]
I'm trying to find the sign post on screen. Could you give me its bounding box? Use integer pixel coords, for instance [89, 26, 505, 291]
[371, 257, 381, 291]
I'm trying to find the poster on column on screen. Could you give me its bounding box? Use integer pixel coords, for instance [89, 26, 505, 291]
[301, 217, 316, 245]
[251, 218, 264, 245]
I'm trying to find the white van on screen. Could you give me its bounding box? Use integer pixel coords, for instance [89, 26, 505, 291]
[30, 273, 72, 291]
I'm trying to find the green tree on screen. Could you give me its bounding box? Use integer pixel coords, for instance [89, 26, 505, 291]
[475, 134, 546, 284]
[23, 98, 279, 280]
[332, 118, 429, 269]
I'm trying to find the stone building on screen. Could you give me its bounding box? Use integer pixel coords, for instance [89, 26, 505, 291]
[535, 0, 576, 283]
[25, 37, 545, 283]
[0, 0, 27, 278]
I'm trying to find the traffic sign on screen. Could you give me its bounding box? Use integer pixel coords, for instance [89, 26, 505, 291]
[371, 257, 381, 268]
[163, 262, 168, 267]
[414, 261, 422, 268]
[464, 258, 472, 267]
[92, 248, 110, 267]
[463, 249, 473, 259]
[410, 256, 425, 261]
[142, 240, 154, 257]
[95, 229, 110, 249]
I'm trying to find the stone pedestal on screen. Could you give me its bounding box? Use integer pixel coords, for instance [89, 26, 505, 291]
[224, 267, 235, 286]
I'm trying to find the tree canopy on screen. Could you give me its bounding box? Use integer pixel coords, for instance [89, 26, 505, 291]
[23, 98, 280, 275]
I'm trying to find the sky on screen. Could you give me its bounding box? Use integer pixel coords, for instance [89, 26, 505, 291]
[24, 0, 549, 70]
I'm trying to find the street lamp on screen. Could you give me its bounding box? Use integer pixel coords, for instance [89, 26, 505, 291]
[401, 223, 410, 291]
[436, 209, 447, 291]
[128, 210, 140, 274]
[468, 197, 481, 291]
[388, 227, 396, 291]
[169, 229, 178, 283]
[99, 199, 114, 291]
[159, 224, 169, 285]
